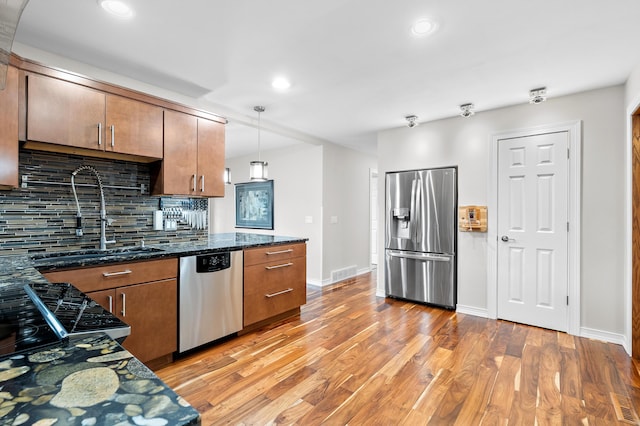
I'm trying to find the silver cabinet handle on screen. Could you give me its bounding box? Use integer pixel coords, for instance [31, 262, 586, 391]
[192, 174, 197, 192]
[265, 288, 293, 298]
[102, 269, 132, 277]
[200, 175, 205, 192]
[266, 249, 293, 255]
[97, 123, 102, 146]
[121, 292, 126, 316]
[110, 125, 115, 147]
[265, 262, 293, 270]
[107, 295, 113, 313]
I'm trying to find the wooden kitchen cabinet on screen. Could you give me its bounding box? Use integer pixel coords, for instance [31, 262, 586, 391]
[243, 243, 307, 328]
[24, 73, 163, 161]
[87, 279, 177, 365]
[152, 109, 224, 197]
[0, 65, 19, 189]
[42, 258, 178, 367]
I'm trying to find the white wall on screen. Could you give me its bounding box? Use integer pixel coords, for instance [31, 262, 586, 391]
[377, 85, 627, 338]
[322, 143, 377, 282]
[210, 144, 324, 285]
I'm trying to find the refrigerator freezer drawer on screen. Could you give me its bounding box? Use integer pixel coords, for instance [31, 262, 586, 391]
[384, 250, 456, 309]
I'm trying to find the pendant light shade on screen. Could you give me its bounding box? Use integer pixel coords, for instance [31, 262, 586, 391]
[250, 106, 269, 181]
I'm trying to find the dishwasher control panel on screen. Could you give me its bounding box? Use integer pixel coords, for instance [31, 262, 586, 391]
[196, 252, 231, 273]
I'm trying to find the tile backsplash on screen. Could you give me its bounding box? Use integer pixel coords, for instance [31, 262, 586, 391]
[0, 149, 208, 255]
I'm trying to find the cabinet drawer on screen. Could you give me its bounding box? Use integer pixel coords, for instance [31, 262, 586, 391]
[42, 258, 178, 293]
[243, 258, 306, 326]
[243, 243, 306, 267]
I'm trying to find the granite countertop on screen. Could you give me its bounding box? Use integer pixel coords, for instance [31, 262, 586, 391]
[0, 333, 200, 426]
[0, 232, 308, 425]
[0, 232, 308, 280]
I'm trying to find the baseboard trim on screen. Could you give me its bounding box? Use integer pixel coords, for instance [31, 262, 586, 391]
[456, 304, 489, 318]
[579, 326, 627, 347]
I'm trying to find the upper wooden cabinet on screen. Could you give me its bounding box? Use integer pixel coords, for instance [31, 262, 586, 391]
[0, 66, 19, 189]
[24, 73, 163, 161]
[152, 109, 224, 197]
[105, 94, 163, 158]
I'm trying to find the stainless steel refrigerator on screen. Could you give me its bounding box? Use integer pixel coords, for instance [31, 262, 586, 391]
[384, 167, 457, 309]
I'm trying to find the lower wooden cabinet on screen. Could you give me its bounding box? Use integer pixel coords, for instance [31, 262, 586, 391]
[87, 278, 177, 364]
[243, 243, 307, 327]
[42, 258, 178, 366]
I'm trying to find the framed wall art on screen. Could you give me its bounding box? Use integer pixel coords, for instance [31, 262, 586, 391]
[235, 180, 274, 230]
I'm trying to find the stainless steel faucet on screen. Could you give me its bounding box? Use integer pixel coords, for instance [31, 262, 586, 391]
[71, 165, 116, 251]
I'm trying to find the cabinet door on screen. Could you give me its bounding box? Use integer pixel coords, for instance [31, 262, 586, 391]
[158, 109, 198, 195]
[26, 73, 105, 149]
[106, 95, 163, 159]
[0, 66, 19, 189]
[116, 279, 177, 363]
[196, 118, 225, 197]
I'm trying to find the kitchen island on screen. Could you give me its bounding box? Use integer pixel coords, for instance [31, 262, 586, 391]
[0, 232, 308, 425]
[0, 333, 200, 425]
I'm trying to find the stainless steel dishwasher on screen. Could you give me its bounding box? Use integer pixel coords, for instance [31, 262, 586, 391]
[178, 250, 243, 353]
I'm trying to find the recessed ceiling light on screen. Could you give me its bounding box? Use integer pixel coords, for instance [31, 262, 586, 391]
[272, 77, 291, 90]
[98, 0, 134, 19]
[411, 18, 437, 36]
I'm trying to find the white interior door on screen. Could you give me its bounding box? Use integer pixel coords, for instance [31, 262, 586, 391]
[497, 131, 568, 331]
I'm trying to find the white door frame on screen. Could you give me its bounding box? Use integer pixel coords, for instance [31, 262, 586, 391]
[487, 120, 581, 336]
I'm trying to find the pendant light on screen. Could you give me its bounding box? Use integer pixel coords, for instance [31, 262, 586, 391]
[250, 106, 268, 181]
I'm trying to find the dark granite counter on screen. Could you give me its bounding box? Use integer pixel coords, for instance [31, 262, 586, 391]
[22, 232, 308, 272]
[0, 232, 307, 425]
[0, 333, 200, 425]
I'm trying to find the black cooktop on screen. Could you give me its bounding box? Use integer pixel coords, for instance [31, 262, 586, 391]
[28, 282, 130, 339]
[0, 282, 131, 357]
[0, 284, 67, 356]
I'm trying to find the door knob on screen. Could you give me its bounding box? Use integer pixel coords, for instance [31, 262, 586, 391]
[501, 235, 514, 242]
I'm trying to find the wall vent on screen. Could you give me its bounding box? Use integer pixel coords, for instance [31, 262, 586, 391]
[331, 265, 358, 283]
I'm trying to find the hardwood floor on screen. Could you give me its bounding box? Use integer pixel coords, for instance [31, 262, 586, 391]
[157, 272, 640, 425]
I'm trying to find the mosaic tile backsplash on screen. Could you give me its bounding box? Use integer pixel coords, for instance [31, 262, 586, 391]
[0, 149, 209, 255]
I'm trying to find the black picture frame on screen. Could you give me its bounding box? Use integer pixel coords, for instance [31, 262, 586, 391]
[235, 180, 274, 230]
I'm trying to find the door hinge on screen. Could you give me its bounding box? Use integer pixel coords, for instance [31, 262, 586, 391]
[566, 296, 569, 305]
[567, 148, 570, 159]
[567, 222, 569, 232]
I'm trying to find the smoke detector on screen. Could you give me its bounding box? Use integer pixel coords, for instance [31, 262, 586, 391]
[459, 103, 475, 118]
[405, 115, 419, 128]
[529, 87, 547, 104]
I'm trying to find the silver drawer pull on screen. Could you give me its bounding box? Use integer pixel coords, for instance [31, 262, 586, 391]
[265, 262, 293, 270]
[121, 292, 126, 316]
[265, 288, 293, 298]
[102, 269, 132, 277]
[266, 249, 293, 255]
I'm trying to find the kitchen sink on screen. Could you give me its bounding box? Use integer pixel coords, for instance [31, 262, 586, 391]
[30, 246, 165, 265]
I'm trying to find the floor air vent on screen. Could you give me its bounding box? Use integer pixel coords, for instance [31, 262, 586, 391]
[610, 392, 640, 424]
[331, 265, 358, 283]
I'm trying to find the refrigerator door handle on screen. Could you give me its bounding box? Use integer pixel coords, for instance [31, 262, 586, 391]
[415, 174, 423, 244]
[409, 178, 417, 239]
[387, 250, 451, 262]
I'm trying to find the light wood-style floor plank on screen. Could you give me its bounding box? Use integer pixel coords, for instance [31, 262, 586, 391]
[157, 272, 640, 425]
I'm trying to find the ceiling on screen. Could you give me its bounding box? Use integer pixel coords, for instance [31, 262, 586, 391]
[11, 0, 640, 158]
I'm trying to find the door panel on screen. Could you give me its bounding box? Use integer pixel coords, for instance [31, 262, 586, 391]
[497, 131, 568, 331]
